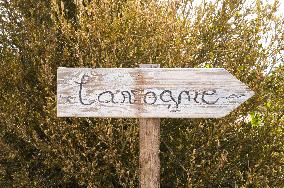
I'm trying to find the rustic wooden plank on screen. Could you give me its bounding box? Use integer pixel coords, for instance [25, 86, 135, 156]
[57, 67, 254, 118]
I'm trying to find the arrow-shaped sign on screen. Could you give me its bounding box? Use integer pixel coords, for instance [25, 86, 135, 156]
[57, 67, 254, 118]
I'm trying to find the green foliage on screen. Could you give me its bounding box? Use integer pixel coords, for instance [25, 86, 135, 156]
[0, 0, 283, 187]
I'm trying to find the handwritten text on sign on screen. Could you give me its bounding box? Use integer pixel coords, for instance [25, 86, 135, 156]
[57, 68, 254, 118]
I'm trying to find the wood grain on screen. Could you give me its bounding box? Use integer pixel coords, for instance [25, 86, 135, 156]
[57, 67, 254, 118]
[139, 118, 160, 188]
[139, 64, 160, 188]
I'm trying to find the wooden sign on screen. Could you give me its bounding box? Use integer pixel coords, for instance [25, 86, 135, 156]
[57, 67, 254, 118]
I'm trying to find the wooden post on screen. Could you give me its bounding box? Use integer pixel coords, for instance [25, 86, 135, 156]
[139, 64, 160, 188]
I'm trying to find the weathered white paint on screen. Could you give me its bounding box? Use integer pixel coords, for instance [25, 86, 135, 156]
[57, 67, 254, 118]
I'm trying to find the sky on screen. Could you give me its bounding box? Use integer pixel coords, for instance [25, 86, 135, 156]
[268, 0, 284, 16]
